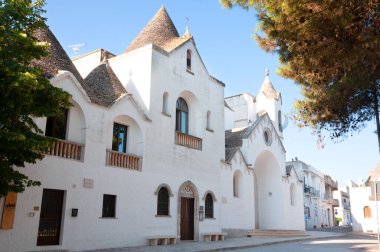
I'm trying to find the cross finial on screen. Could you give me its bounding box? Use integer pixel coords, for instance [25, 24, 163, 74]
[265, 68, 269, 77]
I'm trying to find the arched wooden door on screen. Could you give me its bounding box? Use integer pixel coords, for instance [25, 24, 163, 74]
[179, 182, 196, 240]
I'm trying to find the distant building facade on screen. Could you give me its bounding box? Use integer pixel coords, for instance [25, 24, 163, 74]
[287, 159, 339, 229]
[333, 188, 352, 226]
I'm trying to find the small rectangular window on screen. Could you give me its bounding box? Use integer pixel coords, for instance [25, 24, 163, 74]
[112, 123, 128, 153]
[45, 108, 69, 140]
[102, 194, 116, 218]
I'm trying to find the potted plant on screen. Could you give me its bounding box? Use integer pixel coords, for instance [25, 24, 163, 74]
[336, 217, 342, 226]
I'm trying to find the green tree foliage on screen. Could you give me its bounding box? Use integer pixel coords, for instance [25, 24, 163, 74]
[221, 0, 380, 151]
[0, 0, 71, 197]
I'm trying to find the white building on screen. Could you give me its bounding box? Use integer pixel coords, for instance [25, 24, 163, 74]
[349, 164, 380, 232]
[323, 175, 339, 226]
[333, 187, 352, 226]
[0, 7, 304, 251]
[287, 159, 338, 229]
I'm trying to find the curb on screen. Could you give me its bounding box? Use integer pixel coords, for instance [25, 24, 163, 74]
[198, 233, 348, 252]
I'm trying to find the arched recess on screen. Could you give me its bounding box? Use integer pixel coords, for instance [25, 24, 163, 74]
[66, 99, 86, 144]
[162, 92, 169, 115]
[177, 90, 202, 137]
[186, 49, 192, 70]
[290, 183, 296, 206]
[111, 115, 143, 156]
[233, 170, 243, 198]
[252, 150, 283, 230]
[177, 181, 199, 241]
[206, 110, 211, 130]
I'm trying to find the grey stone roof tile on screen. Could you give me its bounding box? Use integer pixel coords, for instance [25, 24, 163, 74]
[32, 28, 126, 107]
[32, 28, 83, 84]
[84, 61, 127, 107]
[125, 6, 191, 53]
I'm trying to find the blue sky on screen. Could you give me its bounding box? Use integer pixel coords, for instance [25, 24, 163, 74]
[44, 0, 378, 185]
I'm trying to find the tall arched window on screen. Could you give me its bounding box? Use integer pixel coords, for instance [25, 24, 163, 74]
[186, 49, 192, 70]
[205, 193, 214, 218]
[162, 92, 169, 114]
[364, 206, 372, 219]
[233, 171, 241, 197]
[278, 110, 283, 132]
[206, 110, 211, 130]
[290, 183, 296, 206]
[176, 98, 188, 134]
[157, 187, 169, 216]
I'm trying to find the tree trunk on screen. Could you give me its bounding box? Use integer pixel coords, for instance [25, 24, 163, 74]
[374, 87, 380, 155]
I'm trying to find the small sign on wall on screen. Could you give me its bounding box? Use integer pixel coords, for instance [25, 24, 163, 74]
[1, 192, 17, 229]
[83, 178, 94, 188]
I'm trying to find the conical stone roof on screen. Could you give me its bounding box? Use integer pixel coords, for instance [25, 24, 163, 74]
[125, 6, 190, 53]
[259, 69, 280, 100]
[32, 28, 84, 83]
[84, 61, 127, 107]
[32, 28, 124, 107]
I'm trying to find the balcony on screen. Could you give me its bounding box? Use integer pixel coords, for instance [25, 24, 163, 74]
[106, 149, 142, 171]
[369, 195, 380, 201]
[324, 194, 334, 204]
[332, 199, 339, 207]
[343, 204, 350, 210]
[46, 138, 84, 162]
[304, 185, 320, 198]
[175, 131, 202, 150]
[324, 175, 338, 190]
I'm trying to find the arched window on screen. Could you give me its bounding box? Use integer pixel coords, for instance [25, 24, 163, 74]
[45, 108, 69, 140]
[186, 49, 191, 70]
[278, 110, 283, 132]
[112, 123, 128, 153]
[290, 183, 296, 206]
[205, 193, 214, 218]
[206, 110, 211, 129]
[233, 171, 241, 197]
[176, 98, 188, 134]
[157, 187, 169, 216]
[162, 92, 169, 114]
[364, 206, 372, 219]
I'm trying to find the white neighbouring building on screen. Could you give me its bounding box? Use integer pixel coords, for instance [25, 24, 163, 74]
[333, 187, 352, 226]
[287, 159, 339, 229]
[349, 164, 380, 232]
[0, 7, 304, 252]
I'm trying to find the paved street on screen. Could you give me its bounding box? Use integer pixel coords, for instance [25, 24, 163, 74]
[226, 234, 379, 252]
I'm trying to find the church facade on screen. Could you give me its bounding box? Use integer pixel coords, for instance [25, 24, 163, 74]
[0, 7, 304, 251]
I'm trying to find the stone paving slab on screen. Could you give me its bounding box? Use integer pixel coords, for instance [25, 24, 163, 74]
[83, 231, 345, 252]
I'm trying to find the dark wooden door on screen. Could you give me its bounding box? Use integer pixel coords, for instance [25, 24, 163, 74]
[37, 189, 64, 246]
[180, 197, 194, 240]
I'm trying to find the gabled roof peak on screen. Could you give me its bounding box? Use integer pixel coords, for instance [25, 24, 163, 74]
[125, 6, 180, 53]
[259, 68, 280, 100]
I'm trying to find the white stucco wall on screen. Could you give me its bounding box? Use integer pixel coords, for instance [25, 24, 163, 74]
[0, 39, 227, 251]
[350, 186, 377, 232]
[220, 152, 255, 235]
[72, 49, 103, 78]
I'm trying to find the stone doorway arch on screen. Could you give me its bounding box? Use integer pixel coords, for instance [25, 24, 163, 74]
[177, 181, 199, 241]
[252, 150, 283, 230]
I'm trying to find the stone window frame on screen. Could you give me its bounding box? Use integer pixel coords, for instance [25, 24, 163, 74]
[154, 183, 174, 217]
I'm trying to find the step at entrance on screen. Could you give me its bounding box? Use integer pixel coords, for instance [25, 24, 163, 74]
[247, 230, 309, 237]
